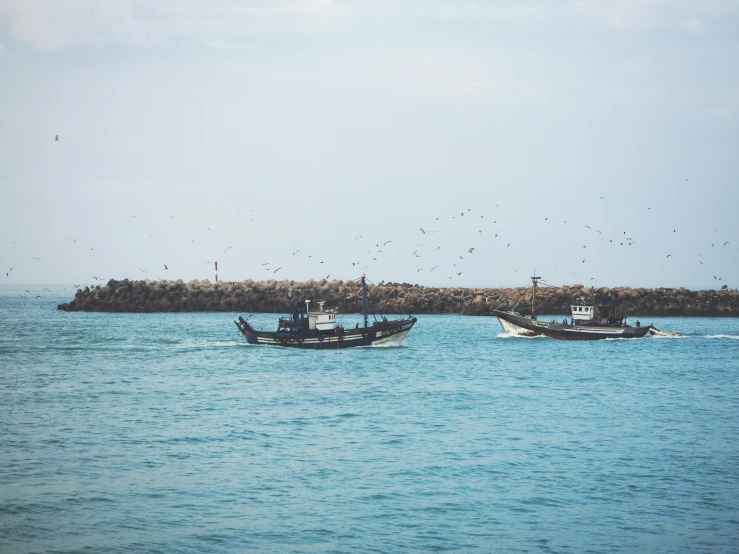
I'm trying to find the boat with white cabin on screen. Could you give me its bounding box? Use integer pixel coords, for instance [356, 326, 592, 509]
[235, 274, 417, 349]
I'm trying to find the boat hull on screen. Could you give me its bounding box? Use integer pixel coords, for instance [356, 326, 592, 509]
[538, 325, 651, 340]
[497, 315, 541, 337]
[493, 310, 547, 337]
[235, 317, 416, 349]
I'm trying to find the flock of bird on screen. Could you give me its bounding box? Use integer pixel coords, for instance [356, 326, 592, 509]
[3, 140, 735, 297]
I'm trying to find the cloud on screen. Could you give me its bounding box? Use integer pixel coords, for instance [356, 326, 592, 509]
[679, 15, 703, 32]
[0, 0, 348, 51]
[707, 106, 736, 119]
[564, 0, 738, 30]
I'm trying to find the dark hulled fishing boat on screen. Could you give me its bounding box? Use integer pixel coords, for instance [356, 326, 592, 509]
[234, 275, 417, 349]
[493, 275, 652, 340]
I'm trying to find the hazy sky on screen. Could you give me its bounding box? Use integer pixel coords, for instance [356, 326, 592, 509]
[1, 0, 737, 289]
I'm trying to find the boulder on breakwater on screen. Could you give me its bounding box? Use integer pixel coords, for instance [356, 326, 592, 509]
[56, 279, 739, 317]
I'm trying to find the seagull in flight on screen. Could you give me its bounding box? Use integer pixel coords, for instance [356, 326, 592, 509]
[66, 237, 77, 242]
[724, 242, 730, 246]
[223, 246, 233, 253]
[54, 135, 59, 141]
[164, 264, 168, 270]
[274, 268, 282, 274]
[420, 228, 425, 234]
[666, 254, 672, 258]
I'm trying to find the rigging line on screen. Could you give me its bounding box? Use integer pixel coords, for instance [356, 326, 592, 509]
[507, 284, 532, 312]
[362, 277, 387, 321]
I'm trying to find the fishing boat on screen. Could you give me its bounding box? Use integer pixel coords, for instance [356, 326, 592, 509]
[493, 275, 652, 340]
[234, 275, 417, 349]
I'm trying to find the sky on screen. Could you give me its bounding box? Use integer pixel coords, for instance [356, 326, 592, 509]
[1, 0, 737, 289]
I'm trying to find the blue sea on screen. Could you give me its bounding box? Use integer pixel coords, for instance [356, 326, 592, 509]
[2, 288, 739, 553]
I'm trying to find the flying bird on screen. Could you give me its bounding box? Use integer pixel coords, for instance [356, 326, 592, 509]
[355, 236, 363, 240]
[383, 241, 392, 245]
[54, 135, 59, 141]
[468, 248, 475, 253]
[457, 272, 462, 276]
[430, 266, 439, 272]
[420, 228, 425, 234]
[66, 237, 77, 242]
[35, 295, 41, 299]
[224, 246, 233, 253]
[666, 254, 672, 258]
[164, 264, 168, 270]
[724, 242, 730, 246]
[274, 268, 282, 274]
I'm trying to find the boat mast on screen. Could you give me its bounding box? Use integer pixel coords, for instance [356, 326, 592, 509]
[362, 272, 369, 328]
[531, 273, 541, 315]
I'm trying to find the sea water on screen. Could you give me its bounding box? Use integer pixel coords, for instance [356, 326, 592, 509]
[2, 289, 739, 553]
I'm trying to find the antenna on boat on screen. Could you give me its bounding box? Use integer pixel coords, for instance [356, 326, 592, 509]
[361, 268, 369, 329]
[531, 271, 541, 316]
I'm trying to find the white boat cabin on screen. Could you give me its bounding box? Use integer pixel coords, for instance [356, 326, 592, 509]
[571, 305, 597, 322]
[305, 300, 337, 331]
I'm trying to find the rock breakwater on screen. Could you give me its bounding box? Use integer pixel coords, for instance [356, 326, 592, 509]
[57, 279, 739, 316]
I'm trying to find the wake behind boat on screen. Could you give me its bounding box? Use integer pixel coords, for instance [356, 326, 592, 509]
[235, 274, 416, 349]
